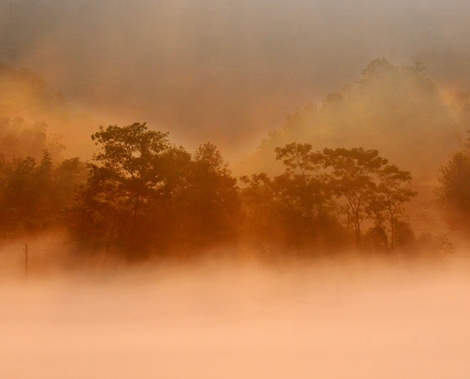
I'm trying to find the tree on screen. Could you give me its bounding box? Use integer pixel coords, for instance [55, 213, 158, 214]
[241, 143, 417, 254]
[240, 143, 346, 255]
[54, 157, 88, 213]
[34, 150, 54, 220]
[179, 142, 240, 250]
[358, 57, 398, 85]
[0, 150, 82, 237]
[274, 143, 324, 178]
[274, 143, 336, 249]
[323, 147, 388, 245]
[438, 150, 470, 230]
[240, 173, 283, 251]
[0, 156, 39, 234]
[375, 165, 417, 249]
[73, 123, 191, 259]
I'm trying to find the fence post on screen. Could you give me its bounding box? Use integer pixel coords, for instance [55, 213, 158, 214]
[24, 243, 28, 277]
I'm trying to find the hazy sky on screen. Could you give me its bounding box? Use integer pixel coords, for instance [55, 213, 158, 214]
[1, 0, 470, 157]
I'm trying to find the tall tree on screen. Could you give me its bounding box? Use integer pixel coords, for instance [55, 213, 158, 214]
[375, 165, 417, 249]
[240, 173, 283, 251]
[274, 143, 333, 247]
[438, 149, 470, 230]
[180, 142, 240, 250]
[242, 144, 417, 252]
[241, 143, 345, 254]
[0, 156, 38, 233]
[322, 147, 389, 245]
[73, 123, 191, 259]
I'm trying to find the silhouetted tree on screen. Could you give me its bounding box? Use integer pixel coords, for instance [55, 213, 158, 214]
[240, 173, 284, 252]
[0, 150, 83, 238]
[274, 143, 339, 250]
[322, 147, 388, 245]
[178, 142, 240, 251]
[375, 165, 417, 248]
[0, 156, 38, 234]
[438, 148, 470, 230]
[72, 123, 192, 259]
[241, 143, 346, 255]
[241, 143, 416, 255]
[72, 124, 243, 260]
[53, 157, 88, 213]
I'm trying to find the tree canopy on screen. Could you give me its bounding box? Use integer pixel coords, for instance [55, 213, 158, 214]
[72, 123, 240, 260]
[241, 143, 416, 254]
[438, 142, 470, 231]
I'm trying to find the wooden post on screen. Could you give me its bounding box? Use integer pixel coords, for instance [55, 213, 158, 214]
[24, 243, 28, 277]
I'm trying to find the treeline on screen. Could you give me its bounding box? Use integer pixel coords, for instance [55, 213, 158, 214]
[0, 61, 101, 161]
[241, 144, 417, 255]
[76, 123, 418, 259]
[69, 123, 241, 260]
[243, 58, 468, 181]
[1, 58, 469, 262]
[0, 152, 86, 238]
[0, 121, 461, 262]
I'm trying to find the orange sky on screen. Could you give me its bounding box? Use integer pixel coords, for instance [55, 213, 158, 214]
[1, 0, 470, 159]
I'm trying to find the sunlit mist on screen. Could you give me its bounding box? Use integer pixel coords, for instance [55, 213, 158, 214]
[2, 258, 470, 379]
[2, 1, 470, 377]
[2, 0, 470, 158]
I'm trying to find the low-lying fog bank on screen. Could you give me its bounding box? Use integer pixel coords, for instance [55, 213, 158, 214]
[1, 256, 470, 379]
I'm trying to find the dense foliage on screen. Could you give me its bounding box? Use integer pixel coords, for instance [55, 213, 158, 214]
[0, 152, 86, 238]
[1, 58, 469, 261]
[241, 144, 416, 255]
[438, 136, 470, 231]
[70, 123, 240, 260]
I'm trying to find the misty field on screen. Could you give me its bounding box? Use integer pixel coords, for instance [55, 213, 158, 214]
[2, 256, 470, 379]
[2, 0, 470, 376]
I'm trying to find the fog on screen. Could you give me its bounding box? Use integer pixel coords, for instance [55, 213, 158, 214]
[2, 3, 470, 375]
[2, 256, 470, 379]
[2, 0, 470, 159]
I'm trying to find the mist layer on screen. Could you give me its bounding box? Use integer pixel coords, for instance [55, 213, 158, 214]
[2, 260, 470, 379]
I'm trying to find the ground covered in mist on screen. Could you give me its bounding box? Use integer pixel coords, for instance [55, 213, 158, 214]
[2, 257, 470, 379]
